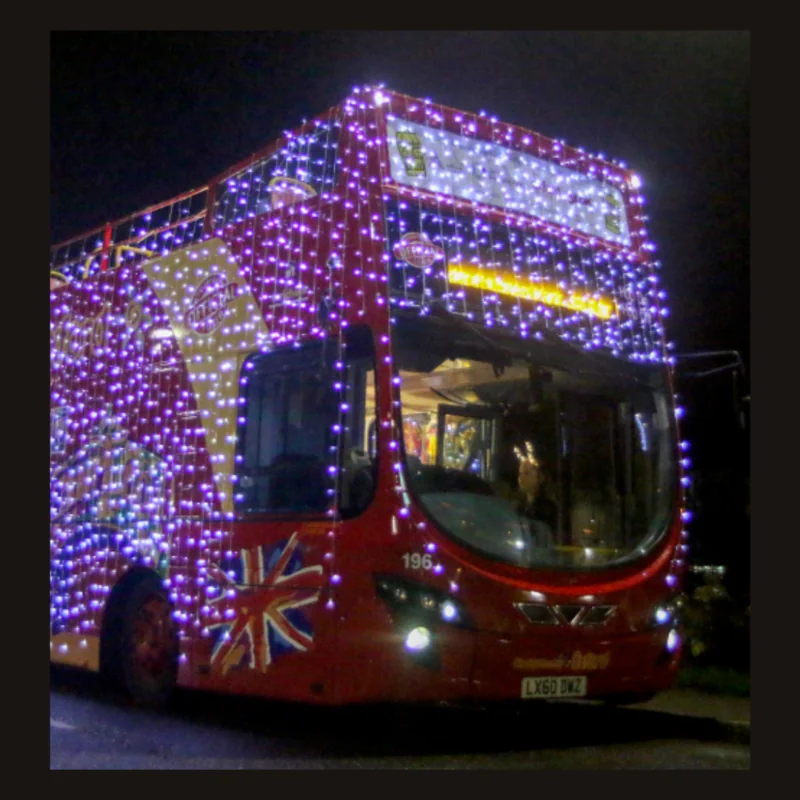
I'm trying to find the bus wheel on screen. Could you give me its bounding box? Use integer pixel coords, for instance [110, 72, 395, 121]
[109, 574, 178, 706]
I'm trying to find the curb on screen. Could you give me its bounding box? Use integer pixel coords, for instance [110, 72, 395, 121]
[641, 710, 751, 745]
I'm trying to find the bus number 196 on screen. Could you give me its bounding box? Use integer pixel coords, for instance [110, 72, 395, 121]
[402, 553, 433, 570]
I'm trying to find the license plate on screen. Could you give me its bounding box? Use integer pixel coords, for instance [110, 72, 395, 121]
[521, 675, 587, 699]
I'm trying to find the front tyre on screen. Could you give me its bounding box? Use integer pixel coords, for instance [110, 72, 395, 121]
[107, 574, 178, 706]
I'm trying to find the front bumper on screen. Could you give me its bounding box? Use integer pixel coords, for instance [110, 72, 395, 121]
[469, 628, 681, 702]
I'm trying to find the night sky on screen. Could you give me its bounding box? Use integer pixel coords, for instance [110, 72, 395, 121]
[50, 31, 750, 573]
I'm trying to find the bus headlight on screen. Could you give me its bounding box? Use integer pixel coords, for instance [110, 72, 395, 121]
[666, 628, 681, 652]
[440, 601, 458, 622]
[650, 598, 681, 628]
[654, 606, 672, 625]
[405, 626, 432, 652]
[374, 574, 472, 629]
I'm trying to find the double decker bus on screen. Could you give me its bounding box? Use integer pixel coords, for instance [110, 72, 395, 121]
[50, 86, 688, 707]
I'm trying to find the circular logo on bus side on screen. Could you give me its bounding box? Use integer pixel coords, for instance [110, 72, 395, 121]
[392, 232, 444, 269]
[186, 274, 240, 335]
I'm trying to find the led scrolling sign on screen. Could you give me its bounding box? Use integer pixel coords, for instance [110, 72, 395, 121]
[446, 264, 615, 320]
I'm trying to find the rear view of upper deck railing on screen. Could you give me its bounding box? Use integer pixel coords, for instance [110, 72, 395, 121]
[50, 98, 345, 285]
[50, 186, 210, 282]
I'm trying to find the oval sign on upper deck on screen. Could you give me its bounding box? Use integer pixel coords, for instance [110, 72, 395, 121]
[392, 232, 444, 269]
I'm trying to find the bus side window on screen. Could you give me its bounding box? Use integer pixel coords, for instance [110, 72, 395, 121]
[234, 326, 377, 518]
[235, 346, 337, 515]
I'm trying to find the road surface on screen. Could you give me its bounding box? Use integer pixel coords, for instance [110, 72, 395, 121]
[50, 667, 749, 769]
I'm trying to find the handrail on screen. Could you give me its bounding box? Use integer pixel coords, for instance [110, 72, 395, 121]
[51, 185, 209, 253]
[51, 99, 343, 255]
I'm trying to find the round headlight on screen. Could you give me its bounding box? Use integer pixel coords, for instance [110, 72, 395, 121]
[441, 601, 458, 622]
[405, 626, 432, 652]
[654, 606, 672, 625]
[666, 628, 680, 652]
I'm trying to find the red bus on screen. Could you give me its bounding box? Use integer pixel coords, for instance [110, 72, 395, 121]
[50, 85, 689, 707]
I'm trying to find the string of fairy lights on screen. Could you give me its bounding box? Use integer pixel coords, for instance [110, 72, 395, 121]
[50, 84, 688, 670]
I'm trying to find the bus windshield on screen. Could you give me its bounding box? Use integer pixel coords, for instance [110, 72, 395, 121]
[393, 315, 676, 570]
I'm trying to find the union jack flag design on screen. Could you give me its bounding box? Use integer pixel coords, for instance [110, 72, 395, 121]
[206, 532, 324, 675]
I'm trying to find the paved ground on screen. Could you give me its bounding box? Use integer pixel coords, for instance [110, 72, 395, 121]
[634, 687, 750, 726]
[50, 667, 750, 769]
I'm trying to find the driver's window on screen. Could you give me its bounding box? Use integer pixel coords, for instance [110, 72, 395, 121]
[234, 327, 376, 517]
[235, 344, 337, 515]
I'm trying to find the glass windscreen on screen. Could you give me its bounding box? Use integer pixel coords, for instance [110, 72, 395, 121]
[392, 315, 675, 570]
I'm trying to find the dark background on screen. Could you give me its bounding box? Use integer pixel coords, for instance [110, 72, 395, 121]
[50, 31, 749, 589]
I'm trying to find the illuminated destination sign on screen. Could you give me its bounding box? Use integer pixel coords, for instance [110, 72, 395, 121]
[386, 117, 632, 248]
[447, 264, 615, 320]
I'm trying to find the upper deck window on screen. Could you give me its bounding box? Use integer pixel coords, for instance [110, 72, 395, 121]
[214, 119, 342, 229]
